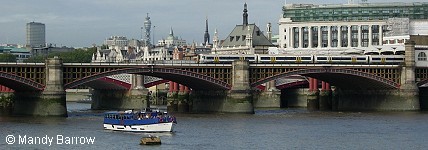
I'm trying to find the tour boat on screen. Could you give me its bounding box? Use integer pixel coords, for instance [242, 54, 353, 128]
[103, 109, 176, 132]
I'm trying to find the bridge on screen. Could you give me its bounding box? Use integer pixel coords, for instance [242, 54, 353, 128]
[0, 42, 425, 116]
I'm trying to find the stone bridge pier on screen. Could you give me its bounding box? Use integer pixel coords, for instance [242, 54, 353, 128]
[254, 80, 281, 108]
[190, 60, 254, 113]
[13, 57, 67, 116]
[91, 74, 149, 110]
[331, 41, 420, 111]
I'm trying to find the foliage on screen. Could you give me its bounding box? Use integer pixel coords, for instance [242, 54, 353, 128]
[24, 47, 97, 63]
[0, 94, 13, 108]
[101, 44, 109, 49]
[0, 53, 17, 62]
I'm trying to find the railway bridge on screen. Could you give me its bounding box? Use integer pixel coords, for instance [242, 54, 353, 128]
[0, 42, 425, 116]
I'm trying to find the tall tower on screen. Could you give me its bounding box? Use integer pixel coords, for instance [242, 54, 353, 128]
[243, 3, 248, 26]
[213, 29, 219, 49]
[246, 26, 253, 47]
[203, 18, 210, 46]
[144, 13, 152, 46]
[26, 22, 45, 48]
[266, 22, 272, 41]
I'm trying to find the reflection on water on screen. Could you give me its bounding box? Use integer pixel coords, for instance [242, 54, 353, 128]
[1, 102, 428, 149]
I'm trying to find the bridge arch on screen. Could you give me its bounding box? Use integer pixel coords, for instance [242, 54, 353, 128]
[276, 80, 308, 90]
[64, 67, 230, 90]
[0, 71, 44, 91]
[417, 79, 428, 87]
[251, 68, 399, 90]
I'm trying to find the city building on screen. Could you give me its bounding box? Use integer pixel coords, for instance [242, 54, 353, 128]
[92, 45, 137, 63]
[157, 28, 187, 48]
[26, 22, 45, 48]
[104, 36, 129, 48]
[0, 46, 31, 62]
[215, 3, 274, 54]
[31, 45, 75, 56]
[278, 2, 428, 50]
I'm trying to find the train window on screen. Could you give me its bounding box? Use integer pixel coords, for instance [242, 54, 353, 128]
[276, 57, 295, 60]
[372, 58, 381, 60]
[357, 58, 367, 60]
[418, 52, 427, 61]
[260, 57, 270, 60]
[332, 57, 351, 60]
[207, 57, 214, 59]
[301, 57, 312, 60]
[317, 57, 327, 60]
[245, 57, 255, 60]
[224, 57, 239, 60]
[386, 58, 405, 61]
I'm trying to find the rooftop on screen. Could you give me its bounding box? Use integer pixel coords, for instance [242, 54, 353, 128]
[284, 2, 428, 10]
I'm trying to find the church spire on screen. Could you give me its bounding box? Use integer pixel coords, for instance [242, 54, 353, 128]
[243, 3, 248, 26]
[169, 27, 174, 36]
[204, 17, 210, 46]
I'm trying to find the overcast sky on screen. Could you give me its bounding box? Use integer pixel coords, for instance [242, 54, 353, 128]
[0, 0, 425, 47]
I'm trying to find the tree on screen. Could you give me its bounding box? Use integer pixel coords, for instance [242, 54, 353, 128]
[24, 48, 96, 63]
[0, 53, 17, 62]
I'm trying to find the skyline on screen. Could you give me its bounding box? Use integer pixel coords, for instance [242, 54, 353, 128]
[0, 0, 424, 47]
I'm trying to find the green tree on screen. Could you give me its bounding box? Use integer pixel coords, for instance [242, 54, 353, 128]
[24, 48, 96, 63]
[24, 55, 47, 63]
[0, 53, 17, 62]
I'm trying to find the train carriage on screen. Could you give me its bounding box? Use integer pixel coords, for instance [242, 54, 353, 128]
[314, 55, 369, 64]
[257, 55, 313, 63]
[198, 54, 257, 63]
[369, 55, 405, 65]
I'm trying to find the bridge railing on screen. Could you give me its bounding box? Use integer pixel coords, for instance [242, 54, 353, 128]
[65, 61, 232, 67]
[250, 64, 401, 68]
[0, 62, 44, 65]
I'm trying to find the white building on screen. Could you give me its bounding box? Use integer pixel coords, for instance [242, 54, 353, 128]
[157, 28, 186, 48]
[278, 2, 428, 50]
[104, 36, 129, 48]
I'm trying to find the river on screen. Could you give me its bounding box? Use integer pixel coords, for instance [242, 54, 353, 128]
[1, 102, 428, 149]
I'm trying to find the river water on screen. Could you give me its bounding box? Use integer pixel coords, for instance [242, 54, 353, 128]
[1, 102, 428, 149]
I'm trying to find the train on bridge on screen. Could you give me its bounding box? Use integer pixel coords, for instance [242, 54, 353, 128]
[197, 54, 405, 65]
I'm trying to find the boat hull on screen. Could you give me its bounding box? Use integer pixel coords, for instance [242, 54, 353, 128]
[103, 122, 175, 132]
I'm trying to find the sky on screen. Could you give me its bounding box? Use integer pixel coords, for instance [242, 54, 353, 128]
[0, 0, 425, 47]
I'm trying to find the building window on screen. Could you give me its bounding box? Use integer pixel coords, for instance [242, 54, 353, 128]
[303, 27, 309, 48]
[312, 27, 318, 48]
[351, 25, 358, 47]
[331, 26, 338, 47]
[418, 52, 427, 61]
[372, 25, 380, 45]
[361, 25, 369, 47]
[321, 26, 328, 47]
[293, 27, 299, 48]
